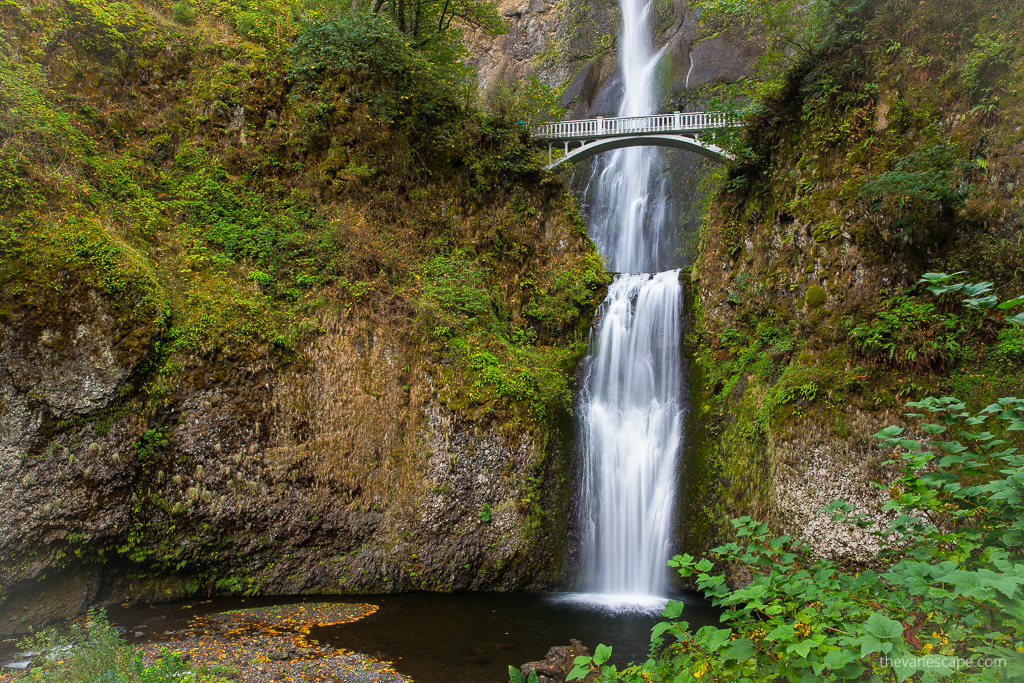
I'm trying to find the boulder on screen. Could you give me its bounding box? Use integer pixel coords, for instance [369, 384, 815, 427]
[520, 639, 596, 683]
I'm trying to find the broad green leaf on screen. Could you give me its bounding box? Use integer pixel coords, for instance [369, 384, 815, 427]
[592, 644, 612, 667]
[998, 295, 1024, 310]
[697, 626, 732, 652]
[823, 646, 855, 669]
[566, 656, 592, 681]
[961, 281, 994, 297]
[720, 638, 756, 662]
[863, 612, 903, 640]
[662, 600, 684, 619]
[890, 655, 922, 681]
[508, 666, 525, 683]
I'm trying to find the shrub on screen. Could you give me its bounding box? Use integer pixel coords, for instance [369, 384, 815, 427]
[289, 12, 465, 127]
[857, 143, 969, 214]
[849, 294, 965, 371]
[17, 608, 207, 682]
[171, 1, 195, 26]
[484, 75, 566, 128]
[234, 9, 276, 44]
[960, 33, 1013, 98]
[417, 254, 494, 336]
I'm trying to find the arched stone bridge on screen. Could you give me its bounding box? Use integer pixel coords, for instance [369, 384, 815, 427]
[533, 112, 737, 170]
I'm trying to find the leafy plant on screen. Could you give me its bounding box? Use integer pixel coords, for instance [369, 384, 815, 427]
[171, 1, 196, 26]
[857, 144, 969, 213]
[484, 75, 567, 128]
[508, 666, 540, 683]
[960, 34, 1013, 98]
[478, 502, 492, 522]
[919, 272, 1024, 325]
[849, 295, 965, 371]
[417, 254, 495, 335]
[17, 609, 219, 682]
[289, 11, 469, 126]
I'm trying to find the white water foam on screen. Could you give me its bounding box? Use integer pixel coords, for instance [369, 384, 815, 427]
[549, 591, 669, 615]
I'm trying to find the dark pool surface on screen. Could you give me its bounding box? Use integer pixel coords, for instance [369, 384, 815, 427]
[2, 591, 719, 682]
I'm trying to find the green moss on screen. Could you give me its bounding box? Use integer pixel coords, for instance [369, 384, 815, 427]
[804, 285, 826, 309]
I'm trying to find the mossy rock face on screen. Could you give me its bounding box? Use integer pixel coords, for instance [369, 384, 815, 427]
[685, 0, 1024, 567]
[0, 0, 603, 626]
[804, 285, 826, 309]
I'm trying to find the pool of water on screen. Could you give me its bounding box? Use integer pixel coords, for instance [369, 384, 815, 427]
[1, 591, 718, 682]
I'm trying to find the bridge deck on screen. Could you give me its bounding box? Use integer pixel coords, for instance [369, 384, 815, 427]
[533, 112, 733, 140]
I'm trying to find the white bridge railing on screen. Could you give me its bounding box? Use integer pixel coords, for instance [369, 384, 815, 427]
[534, 111, 734, 139]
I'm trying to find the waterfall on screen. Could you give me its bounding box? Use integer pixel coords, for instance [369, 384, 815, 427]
[572, 0, 685, 610]
[585, 0, 671, 273]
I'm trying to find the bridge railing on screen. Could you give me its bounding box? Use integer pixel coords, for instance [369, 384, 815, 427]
[534, 111, 734, 139]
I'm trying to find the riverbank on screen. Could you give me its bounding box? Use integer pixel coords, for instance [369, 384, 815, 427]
[0, 603, 408, 683]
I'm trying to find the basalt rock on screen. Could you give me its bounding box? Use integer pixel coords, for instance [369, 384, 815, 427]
[520, 639, 595, 683]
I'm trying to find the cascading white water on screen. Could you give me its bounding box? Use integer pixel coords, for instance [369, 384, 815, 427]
[572, 0, 685, 610]
[577, 272, 682, 606]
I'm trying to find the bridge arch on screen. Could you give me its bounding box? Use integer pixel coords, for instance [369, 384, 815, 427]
[544, 134, 731, 170]
[533, 112, 737, 170]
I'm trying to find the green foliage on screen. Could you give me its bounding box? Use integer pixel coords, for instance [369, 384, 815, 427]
[171, 1, 196, 26]
[417, 254, 495, 335]
[171, 146, 310, 266]
[508, 666, 540, 683]
[567, 643, 611, 679]
[417, 248, 602, 423]
[961, 34, 1014, 98]
[523, 251, 607, 336]
[18, 609, 220, 682]
[62, 0, 154, 61]
[214, 574, 261, 596]
[484, 75, 567, 128]
[367, 0, 506, 51]
[850, 295, 966, 371]
[920, 272, 1024, 326]
[704, 320, 797, 399]
[478, 502, 492, 522]
[858, 144, 970, 214]
[691, 0, 852, 111]
[289, 11, 468, 126]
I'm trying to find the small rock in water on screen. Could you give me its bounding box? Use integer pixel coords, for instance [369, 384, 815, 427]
[134, 631, 145, 638]
[2, 661, 32, 670]
[520, 639, 592, 683]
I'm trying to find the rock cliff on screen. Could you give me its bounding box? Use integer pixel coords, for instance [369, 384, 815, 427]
[0, 0, 606, 634]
